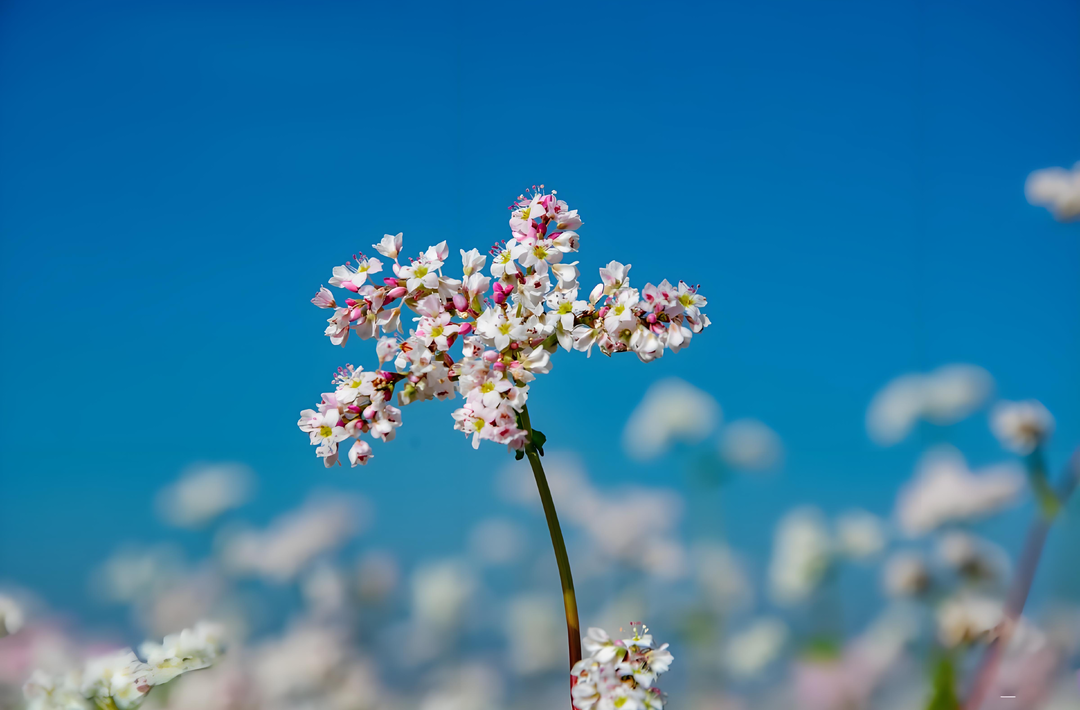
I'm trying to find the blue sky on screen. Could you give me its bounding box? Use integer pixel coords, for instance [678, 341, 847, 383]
[1, 0, 1077, 628]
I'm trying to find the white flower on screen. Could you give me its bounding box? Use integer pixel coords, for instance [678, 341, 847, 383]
[0, 593, 25, 638]
[623, 378, 720, 460]
[572, 624, 671, 710]
[692, 542, 752, 612]
[374, 232, 403, 259]
[410, 559, 477, 631]
[722, 618, 788, 678]
[991, 399, 1055, 455]
[936, 531, 1007, 581]
[895, 445, 1025, 536]
[356, 550, 399, 603]
[467, 517, 526, 566]
[503, 594, 563, 675]
[1025, 162, 1080, 221]
[23, 671, 90, 710]
[882, 551, 930, 597]
[867, 364, 994, 445]
[139, 622, 224, 685]
[834, 510, 886, 560]
[718, 418, 783, 471]
[329, 257, 382, 292]
[769, 507, 832, 605]
[155, 463, 253, 529]
[936, 594, 1003, 648]
[219, 493, 367, 582]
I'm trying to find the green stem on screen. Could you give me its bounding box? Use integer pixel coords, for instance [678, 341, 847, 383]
[519, 404, 583, 673]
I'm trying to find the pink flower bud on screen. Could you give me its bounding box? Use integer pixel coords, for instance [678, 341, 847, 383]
[347, 405, 361, 413]
[483, 350, 499, 362]
[453, 294, 468, 311]
[349, 308, 363, 322]
[458, 322, 473, 335]
[363, 406, 377, 420]
[646, 313, 657, 324]
[493, 361, 506, 372]
[598, 306, 609, 318]
[345, 298, 358, 307]
[387, 287, 407, 299]
[344, 282, 360, 293]
[493, 291, 507, 305]
[408, 374, 421, 383]
[383, 277, 399, 288]
[509, 341, 519, 350]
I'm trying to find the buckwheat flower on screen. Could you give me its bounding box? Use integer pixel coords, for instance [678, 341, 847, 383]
[866, 364, 994, 445]
[23, 671, 89, 710]
[329, 256, 382, 292]
[139, 622, 224, 685]
[722, 618, 788, 679]
[718, 418, 783, 472]
[310, 286, 336, 309]
[936, 531, 1007, 582]
[599, 260, 631, 295]
[882, 551, 930, 597]
[834, 510, 886, 560]
[80, 650, 152, 709]
[0, 593, 25, 638]
[990, 399, 1055, 455]
[895, 445, 1025, 536]
[622, 378, 720, 460]
[936, 594, 1003, 648]
[375, 232, 403, 259]
[155, 463, 253, 529]
[769, 507, 832, 605]
[572, 624, 672, 710]
[1025, 162, 1080, 221]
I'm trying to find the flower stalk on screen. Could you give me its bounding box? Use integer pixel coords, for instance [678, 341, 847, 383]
[520, 404, 583, 674]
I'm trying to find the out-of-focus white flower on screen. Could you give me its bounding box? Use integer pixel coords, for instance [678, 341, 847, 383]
[250, 622, 346, 701]
[411, 559, 477, 631]
[503, 594, 563, 675]
[572, 624, 672, 710]
[1026, 162, 1080, 221]
[139, 622, 225, 686]
[723, 618, 788, 679]
[155, 463, 254, 529]
[23, 670, 89, 710]
[356, 550, 399, 604]
[0, 594, 25, 638]
[623, 378, 720, 460]
[769, 507, 832, 606]
[990, 399, 1055, 455]
[419, 662, 504, 710]
[867, 365, 994, 445]
[936, 531, 1007, 583]
[896, 445, 1025, 536]
[834, 510, 886, 560]
[219, 493, 368, 582]
[92, 545, 187, 604]
[24, 624, 224, 710]
[301, 562, 350, 618]
[718, 419, 783, 472]
[692, 542, 753, 613]
[936, 594, 1003, 648]
[882, 552, 930, 598]
[468, 517, 527, 566]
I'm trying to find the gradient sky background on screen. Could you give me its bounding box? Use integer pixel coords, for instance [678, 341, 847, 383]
[1, 0, 1078, 636]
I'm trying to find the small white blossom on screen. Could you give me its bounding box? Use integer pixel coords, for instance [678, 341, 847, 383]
[895, 445, 1025, 536]
[154, 463, 253, 529]
[622, 378, 720, 460]
[0, 594, 25, 638]
[936, 594, 1003, 648]
[769, 507, 832, 605]
[1025, 162, 1080, 221]
[991, 399, 1055, 455]
[572, 624, 672, 710]
[834, 510, 886, 560]
[718, 418, 783, 472]
[882, 551, 931, 597]
[867, 364, 994, 445]
[722, 618, 788, 679]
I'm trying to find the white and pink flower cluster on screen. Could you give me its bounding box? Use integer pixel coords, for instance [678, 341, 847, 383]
[23, 622, 224, 710]
[298, 187, 711, 466]
[571, 624, 674, 710]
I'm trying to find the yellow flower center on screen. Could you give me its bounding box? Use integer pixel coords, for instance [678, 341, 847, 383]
[319, 425, 333, 438]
